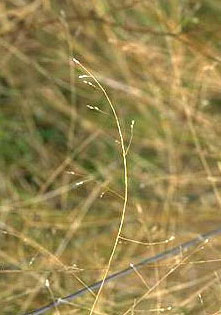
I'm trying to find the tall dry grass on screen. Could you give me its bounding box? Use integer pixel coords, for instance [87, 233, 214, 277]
[1, 0, 221, 314]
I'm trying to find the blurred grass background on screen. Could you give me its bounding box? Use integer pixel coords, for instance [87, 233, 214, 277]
[1, 0, 221, 314]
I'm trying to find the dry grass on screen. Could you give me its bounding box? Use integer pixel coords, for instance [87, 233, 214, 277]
[1, 0, 221, 314]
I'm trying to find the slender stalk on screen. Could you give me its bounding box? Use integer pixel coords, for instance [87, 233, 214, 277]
[72, 57, 128, 314]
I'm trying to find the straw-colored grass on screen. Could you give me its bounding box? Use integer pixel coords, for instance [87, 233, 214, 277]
[1, 1, 221, 314]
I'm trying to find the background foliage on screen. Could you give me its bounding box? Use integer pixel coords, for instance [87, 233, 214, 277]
[1, 0, 221, 314]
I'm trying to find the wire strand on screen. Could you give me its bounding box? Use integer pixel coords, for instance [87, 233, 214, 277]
[24, 227, 221, 315]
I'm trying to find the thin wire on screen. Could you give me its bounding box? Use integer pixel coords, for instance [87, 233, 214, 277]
[24, 227, 221, 315]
